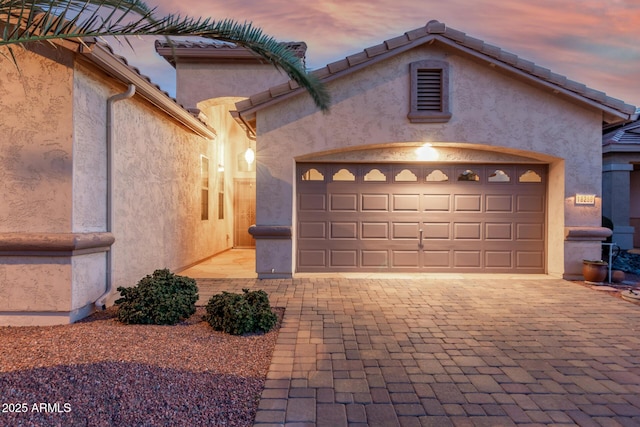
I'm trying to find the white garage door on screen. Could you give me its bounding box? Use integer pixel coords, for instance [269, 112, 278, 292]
[296, 163, 546, 273]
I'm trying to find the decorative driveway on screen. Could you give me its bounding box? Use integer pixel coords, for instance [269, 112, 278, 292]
[198, 277, 640, 426]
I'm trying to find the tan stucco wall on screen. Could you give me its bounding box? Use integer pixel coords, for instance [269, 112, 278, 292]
[0, 46, 233, 325]
[176, 63, 290, 110]
[0, 46, 74, 232]
[254, 44, 604, 277]
[73, 64, 231, 297]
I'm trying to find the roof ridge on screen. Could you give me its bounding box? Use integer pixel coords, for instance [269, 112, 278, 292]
[236, 20, 636, 121]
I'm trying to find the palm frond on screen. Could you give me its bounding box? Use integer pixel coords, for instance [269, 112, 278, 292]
[0, 0, 330, 111]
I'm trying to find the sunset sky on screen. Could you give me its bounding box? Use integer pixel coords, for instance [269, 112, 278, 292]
[114, 0, 640, 107]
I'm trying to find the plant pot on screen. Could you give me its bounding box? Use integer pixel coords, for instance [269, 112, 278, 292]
[582, 260, 608, 283]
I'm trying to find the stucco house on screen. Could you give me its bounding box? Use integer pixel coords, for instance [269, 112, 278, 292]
[1, 19, 637, 325]
[228, 20, 637, 279]
[603, 119, 640, 249]
[0, 39, 261, 325]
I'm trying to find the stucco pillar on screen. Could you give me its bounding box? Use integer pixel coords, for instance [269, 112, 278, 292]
[563, 227, 612, 280]
[249, 226, 293, 278]
[603, 163, 634, 249]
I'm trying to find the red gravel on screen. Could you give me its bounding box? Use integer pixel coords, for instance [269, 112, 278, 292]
[0, 307, 282, 427]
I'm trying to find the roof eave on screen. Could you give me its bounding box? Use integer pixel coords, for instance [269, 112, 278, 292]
[79, 42, 216, 139]
[234, 34, 442, 131]
[433, 37, 635, 124]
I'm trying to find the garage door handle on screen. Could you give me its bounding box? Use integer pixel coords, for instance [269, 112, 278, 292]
[419, 229, 423, 248]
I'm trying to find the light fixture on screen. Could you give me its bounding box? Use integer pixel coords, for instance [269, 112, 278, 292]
[244, 147, 255, 166]
[415, 143, 439, 161]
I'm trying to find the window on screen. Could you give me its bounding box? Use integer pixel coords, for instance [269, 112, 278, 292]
[217, 167, 225, 220]
[488, 170, 511, 182]
[301, 168, 324, 181]
[458, 169, 479, 181]
[333, 168, 356, 181]
[519, 170, 542, 183]
[408, 60, 451, 123]
[201, 156, 209, 220]
[395, 169, 418, 182]
[426, 169, 449, 182]
[364, 168, 387, 182]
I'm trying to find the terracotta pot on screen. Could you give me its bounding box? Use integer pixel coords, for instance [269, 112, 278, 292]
[582, 260, 608, 283]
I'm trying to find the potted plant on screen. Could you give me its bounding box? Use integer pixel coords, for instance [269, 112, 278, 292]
[582, 259, 608, 283]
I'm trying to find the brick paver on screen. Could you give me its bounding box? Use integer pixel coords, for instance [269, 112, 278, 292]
[198, 277, 640, 426]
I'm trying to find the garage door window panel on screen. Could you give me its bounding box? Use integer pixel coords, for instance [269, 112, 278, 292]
[332, 168, 356, 181]
[301, 167, 325, 181]
[394, 168, 419, 182]
[426, 169, 450, 182]
[488, 169, 511, 182]
[364, 168, 388, 182]
[519, 169, 543, 183]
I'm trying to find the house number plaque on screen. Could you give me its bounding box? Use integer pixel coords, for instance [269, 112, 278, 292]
[575, 194, 596, 205]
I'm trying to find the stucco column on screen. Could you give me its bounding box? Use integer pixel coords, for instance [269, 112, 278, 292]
[603, 163, 634, 249]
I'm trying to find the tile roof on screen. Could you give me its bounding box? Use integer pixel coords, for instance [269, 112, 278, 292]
[603, 120, 640, 146]
[235, 20, 637, 123]
[78, 40, 215, 138]
[155, 40, 307, 67]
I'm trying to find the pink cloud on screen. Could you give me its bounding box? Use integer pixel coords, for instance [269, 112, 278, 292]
[121, 0, 640, 106]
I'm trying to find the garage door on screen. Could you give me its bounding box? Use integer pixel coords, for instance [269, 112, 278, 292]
[296, 163, 546, 273]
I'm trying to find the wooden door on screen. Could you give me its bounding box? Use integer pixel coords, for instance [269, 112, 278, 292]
[234, 178, 256, 248]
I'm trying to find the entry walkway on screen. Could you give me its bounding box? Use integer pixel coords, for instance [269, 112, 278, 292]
[196, 276, 640, 426]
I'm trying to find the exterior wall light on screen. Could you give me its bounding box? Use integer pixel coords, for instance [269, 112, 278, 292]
[244, 147, 255, 166]
[415, 143, 439, 161]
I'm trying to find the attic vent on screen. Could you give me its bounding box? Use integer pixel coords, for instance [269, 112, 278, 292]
[416, 69, 442, 111]
[408, 60, 451, 123]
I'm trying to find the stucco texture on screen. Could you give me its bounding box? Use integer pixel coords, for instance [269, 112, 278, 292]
[0, 46, 74, 233]
[254, 44, 604, 276]
[177, 63, 290, 110]
[0, 46, 233, 324]
[73, 66, 229, 294]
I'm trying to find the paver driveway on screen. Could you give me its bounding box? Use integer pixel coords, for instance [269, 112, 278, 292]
[198, 277, 640, 426]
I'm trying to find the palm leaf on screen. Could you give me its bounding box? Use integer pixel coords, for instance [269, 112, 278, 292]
[0, 0, 330, 111]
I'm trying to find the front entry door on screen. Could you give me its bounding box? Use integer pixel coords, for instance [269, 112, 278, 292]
[234, 178, 256, 248]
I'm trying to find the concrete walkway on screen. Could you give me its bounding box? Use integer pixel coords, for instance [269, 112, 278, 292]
[196, 276, 640, 426]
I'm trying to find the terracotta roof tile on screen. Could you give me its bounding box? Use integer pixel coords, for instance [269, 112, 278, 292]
[531, 65, 551, 80]
[385, 34, 411, 50]
[236, 20, 637, 120]
[155, 39, 307, 58]
[311, 67, 332, 80]
[250, 91, 273, 105]
[364, 43, 388, 58]
[498, 50, 518, 66]
[425, 20, 446, 33]
[327, 58, 350, 74]
[443, 27, 466, 43]
[516, 58, 535, 73]
[346, 51, 369, 67]
[406, 26, 429, 40]
[603, 120, 640, 145]
[269, 82, 292, 97]
[463, 35, 485, 51]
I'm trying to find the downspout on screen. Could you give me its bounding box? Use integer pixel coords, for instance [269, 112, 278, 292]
[95, 84, 136, 310]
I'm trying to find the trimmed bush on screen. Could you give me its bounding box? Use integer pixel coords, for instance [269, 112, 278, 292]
[203, 288, 277, 335]
[115, 269, 198, 325]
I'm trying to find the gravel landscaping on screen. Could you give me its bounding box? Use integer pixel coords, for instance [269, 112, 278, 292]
[0, 306, 282, 427]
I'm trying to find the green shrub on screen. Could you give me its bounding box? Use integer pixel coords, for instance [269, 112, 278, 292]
[115, 269, 198, 325]
[203, 288, 277, 335]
